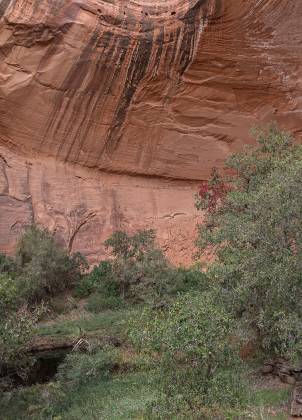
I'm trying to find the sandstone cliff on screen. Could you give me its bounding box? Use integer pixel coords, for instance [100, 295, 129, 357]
[0, 0, 301, 263]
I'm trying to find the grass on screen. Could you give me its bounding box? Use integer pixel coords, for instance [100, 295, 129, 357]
[1, 303, 156, 420]
[1, 375, 290, 420]
[51, 371, 158, 420]
[36, 307, 140, 340]
[1, 300, 293, 420]
[223, 384, 291, 419]
[253, 387, 290, 407]
[0, 371, 157, 420]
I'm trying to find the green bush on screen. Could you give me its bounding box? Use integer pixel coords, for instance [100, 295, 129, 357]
[130, 290, 246, 413]
[0, 253, 16, 275]
[56, 347, 119, 390]
[165, 265, 208, 296]
[0, 226, 87, 384]
[0, 273, 19, 315]
[205, 368, 248, 407]
[74, 274, 97, 298]
[104, 230, 163, 300]
[103, 230, 206, 304]
[0, 306, 42, 380]
[15, 225, 87, 303]
[0, 273, 44, 381]
[104, 230, 157, 259]
[86, 292, 124, 312]
[196, 124, 302, 360]
[74, 261, 113, 298]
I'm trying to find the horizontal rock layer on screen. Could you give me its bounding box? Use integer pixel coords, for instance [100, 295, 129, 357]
[0, 0, 301, 262]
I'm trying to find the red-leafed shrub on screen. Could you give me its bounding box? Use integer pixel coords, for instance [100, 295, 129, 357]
[197, 169, 230, 213]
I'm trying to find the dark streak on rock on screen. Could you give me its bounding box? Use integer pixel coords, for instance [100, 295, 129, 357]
[102, 31, 154, 156]
[38, 1, 213, 164]
[25, 164, 35, 225]
[0, 159, 9, 193]
[0, 0, 13, 19]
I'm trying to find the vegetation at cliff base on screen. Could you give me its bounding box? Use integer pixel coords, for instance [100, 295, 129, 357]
[1, 125, 301, 419]
[0, 226, 86, 387]
[196, 125, 302, 361]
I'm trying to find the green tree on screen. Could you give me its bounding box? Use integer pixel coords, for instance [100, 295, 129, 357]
[104, 230, 169, 301]
[130, 290, 245, 414]
[197, 124, 302, 359]
[16, 225, 87, 303]
[104, 229, 157, 260]
[103, 230, 207, 304]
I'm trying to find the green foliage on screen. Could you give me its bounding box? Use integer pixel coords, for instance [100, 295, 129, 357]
[74, 261, 113, 298]
[75, 260, 126, 311]
[37, 307, 138, 342]
[56, 347, 119, 391]
[132, 290, 236, 368]
[75, 230, 207, 310]
[130, 290, 246, 413]
[104, 229, 163, 301]
[104, 229, 156, 259]
[197, 124, 302, 359]
[0, 225, 87, 386]
[0, 252, 16, 275]
[0, 382, 64, 420]
[0, 306, 42, 380]
[0, 272, 43, 382]
[16, 225, 88, 303]
[103, 230, 207, 304]
[163, 265, 208, 296]
[87, 292, 124, 312]
[45, 371, 157, 420]
[0, 273, 19, 315]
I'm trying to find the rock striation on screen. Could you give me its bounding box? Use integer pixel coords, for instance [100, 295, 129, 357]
[0, 0, 301, 263]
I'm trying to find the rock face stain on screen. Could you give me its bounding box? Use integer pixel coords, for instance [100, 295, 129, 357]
[37, 0, 212, 165]
[0, 0, 302, 263]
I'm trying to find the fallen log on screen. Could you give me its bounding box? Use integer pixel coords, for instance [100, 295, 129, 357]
[24, 333, 122, 354]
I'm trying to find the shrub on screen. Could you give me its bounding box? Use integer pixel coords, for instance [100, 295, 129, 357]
[0, 253, 16, 275]
[74, 274, 97, 298]
[167, 265, 208, 295]
[196, 124, 302, 360]
[74, 261, 113, 298]
[103, 230, 205, 304]
[130, 290, 246, 413]
[0, 273, 20, 316]
[86, 292, 124, 313]
[110, 248, 168, 302]
[56, 347, 118, 390]
[0, 305, 42, 380]
[205, 368, 248, 407]
[15, 225, 87, 303]
[0, 273, 42, 382]
[104, 230, 161, 300]
[0, 226, 88, 389]
[104, 230, 157, 259]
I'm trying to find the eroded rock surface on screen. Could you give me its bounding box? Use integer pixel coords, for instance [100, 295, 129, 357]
[0, 145, 199, 264]
[0, 0, 301, 262]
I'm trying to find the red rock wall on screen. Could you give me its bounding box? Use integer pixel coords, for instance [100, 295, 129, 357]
[0, 0, 301, 263]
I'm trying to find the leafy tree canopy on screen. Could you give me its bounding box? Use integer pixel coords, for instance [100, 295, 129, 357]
[196, 124, 302, 359]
